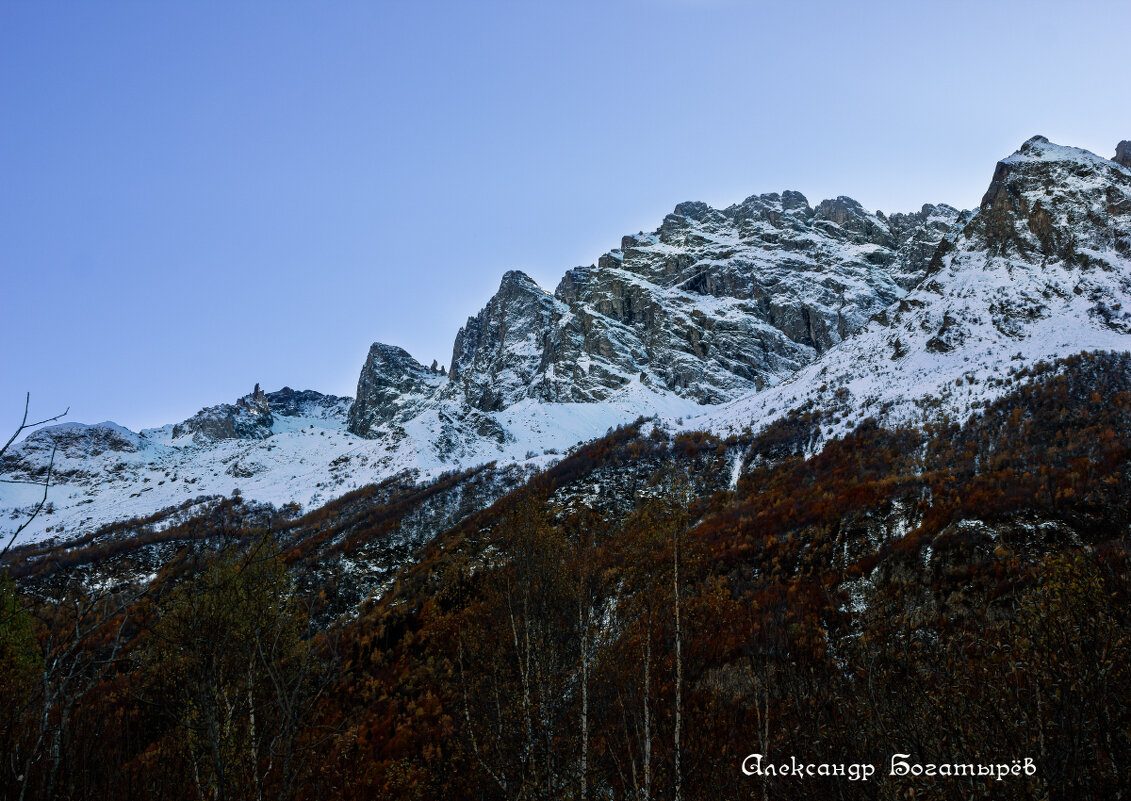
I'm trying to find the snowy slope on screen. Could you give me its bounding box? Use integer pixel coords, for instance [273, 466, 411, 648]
[0, 381, 702, 545]
[442, 195, 960, 411]
[689, 136, 1131, 442]
[5, 136, 1128, 547]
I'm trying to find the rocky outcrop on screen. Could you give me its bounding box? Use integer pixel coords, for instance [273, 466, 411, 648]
[166, 385, 353, 444]
[347, 189, 962, 433]
[699, 136, 1131, 442]
[171, 385, 274, 443]
[884, 204, 968, 288]
[3, 422, 140, 465]
[347, 343, 444, 437]
[973, 135, 1131, 263]
[9, 136, 1131, 545]
[1115, 140, 1131, 170]
[265, 387, 351, 420]
[448, 271, 560, 411]
[438, 190, 961, 410]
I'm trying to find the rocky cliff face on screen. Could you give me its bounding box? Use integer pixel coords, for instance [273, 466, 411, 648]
[346, 190, 961, 432]
[347, 344, 445, 436]
[448, 271, 559, 411]
[444, 193, 960, 410]
[1114, 140, 1131, 170]
[697, 136, 1131, 442]
[884, 203, 971, 289]
[264, 387, 350, 419]
[9, 136, 1130, 547]
[974, 135, 1131, 265]
[171, 384, 274, 443]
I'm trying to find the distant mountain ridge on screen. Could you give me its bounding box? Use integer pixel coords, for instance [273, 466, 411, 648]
[4, 136, 1131, 544]
[346, 192, 960, 437]
[694, 135, 1131, 441]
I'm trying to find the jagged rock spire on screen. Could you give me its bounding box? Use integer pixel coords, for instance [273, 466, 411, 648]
[347, 343, 444, 437]
[1115, 140, 1131, 170]
[434, 193, 960, 412]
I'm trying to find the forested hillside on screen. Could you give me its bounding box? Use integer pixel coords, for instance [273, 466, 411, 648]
[2, 350, 1128, 800]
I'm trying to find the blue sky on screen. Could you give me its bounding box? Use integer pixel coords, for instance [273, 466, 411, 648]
[3, 0, 1130, 431]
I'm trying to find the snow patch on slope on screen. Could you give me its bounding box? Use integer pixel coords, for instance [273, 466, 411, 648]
[1, 382, 702, 545]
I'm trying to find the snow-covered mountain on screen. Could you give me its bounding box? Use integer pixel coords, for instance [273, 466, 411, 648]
[1, 388, 349, 542]
[4, 136, 1129, 546]
[692, 136, 1131, 442]
[349, 193, 960, 428]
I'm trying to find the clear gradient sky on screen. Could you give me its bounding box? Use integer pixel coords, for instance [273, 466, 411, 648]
[3, 0, 1130, 431]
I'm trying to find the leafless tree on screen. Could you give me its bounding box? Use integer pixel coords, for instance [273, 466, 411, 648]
[0, 395, 145, 801]
[14, 582, 132, 801]
[1, 393, 68, 559]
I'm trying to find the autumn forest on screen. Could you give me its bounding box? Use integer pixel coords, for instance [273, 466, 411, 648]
[2, 351, 1130, 800]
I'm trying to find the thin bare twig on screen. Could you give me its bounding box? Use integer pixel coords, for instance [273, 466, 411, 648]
[1, 444, 57, 560]
[1, 393, 68, 560]
[1, 392, 68, 461]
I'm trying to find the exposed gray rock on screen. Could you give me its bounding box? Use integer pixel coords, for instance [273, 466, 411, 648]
[884, 204, 965, 288]
[10, 136, 1131, 545]
[347, 343, 444, 437]
[348, 190, 962, 429]
[6, 422, 140, 462]
[974, 135, 1131, 262]
[264, 387, 350, 418]
[448, 270, 559, 411]
[172, 385, 274, 443]
[440, 191, 961, 408]
[700, 135, 1131, 444]
[1115, 140, 1131, 170]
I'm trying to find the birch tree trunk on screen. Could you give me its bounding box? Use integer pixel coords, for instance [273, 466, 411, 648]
[673, 522, 682, 801]
[578, 568, 589, 801]
[643, 608, 651, 801]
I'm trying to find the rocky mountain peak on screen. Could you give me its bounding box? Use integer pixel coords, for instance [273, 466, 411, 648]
[1115, 140, 1131, 170]
[974, 135, 1131, 260]
[723, 192, 815, 230]
[814, 195, 866, 225]
[812, 195, 893, 246]
[498, 269, 543, 292]
[699, 137, 1131, 447]
[657, 201, 724, 244]
[361, 343, 429, 376]
[446, 271, 558, 412]
[264, 387, 351, 418]
[373, 185, 963, 422]
[347, 343, 443, 436]
[670, 200, 714, 221]
[780, 189, 811, 213]
[170, 385, 275, 443]
[9, 421, 141, 462]
[8, 136, 1131, 546]
[246, 383, 269, 415]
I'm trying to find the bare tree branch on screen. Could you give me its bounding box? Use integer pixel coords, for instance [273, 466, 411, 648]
[1, 393, 68, 560]
[1, 392, 68, 461]
[1, 445, 56, 561]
